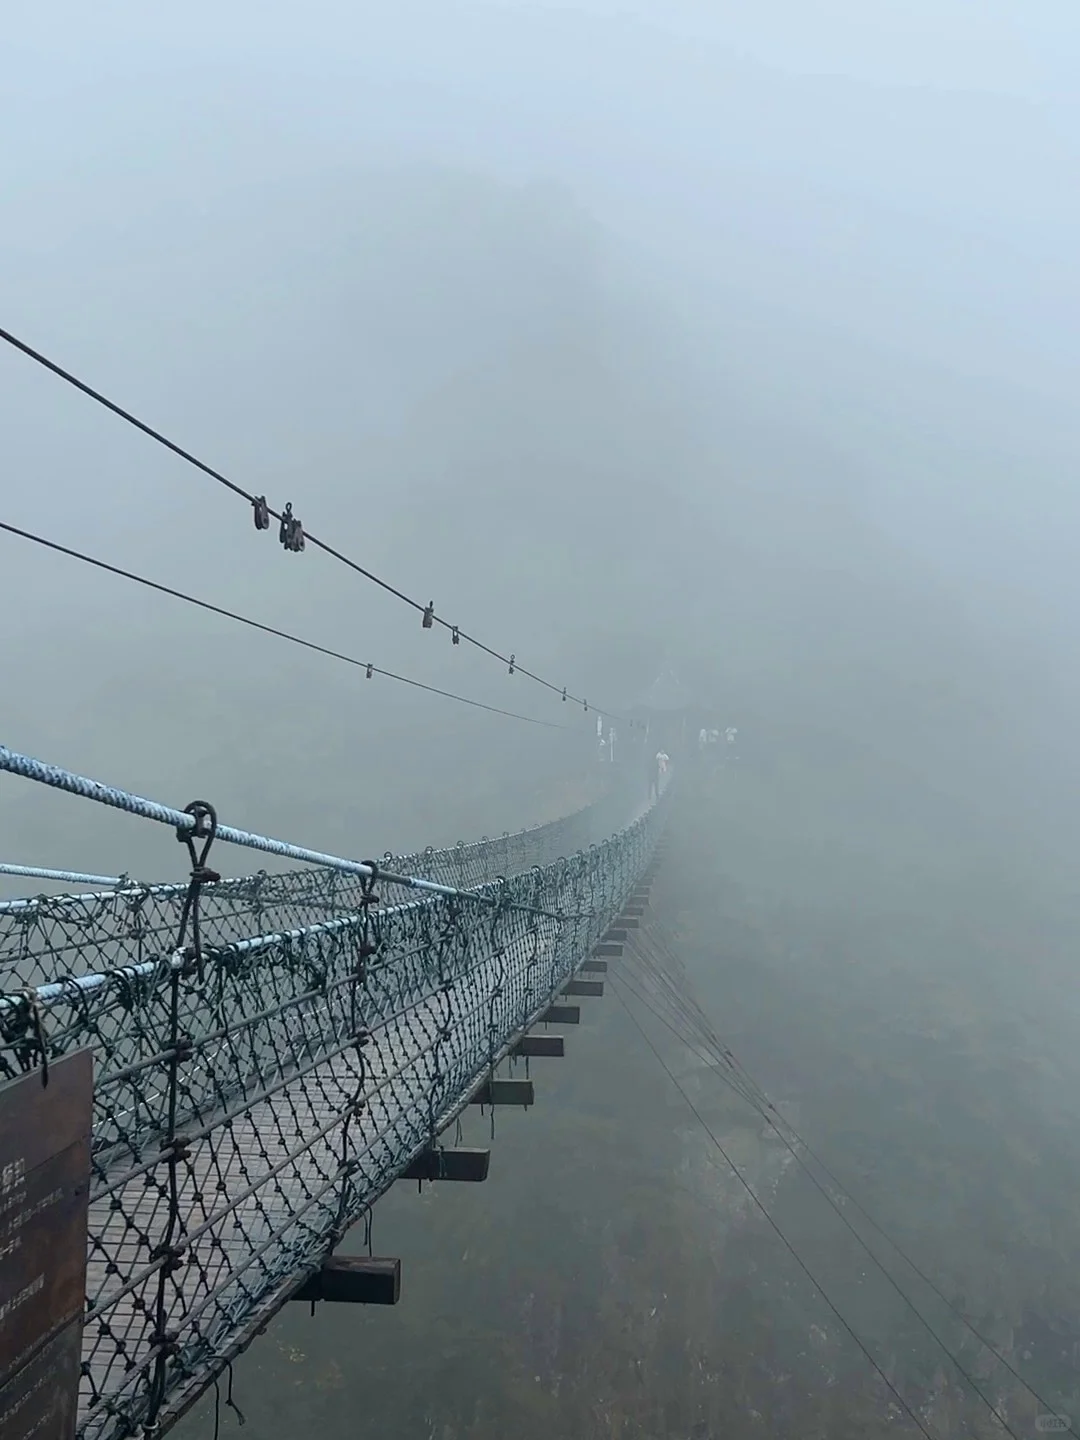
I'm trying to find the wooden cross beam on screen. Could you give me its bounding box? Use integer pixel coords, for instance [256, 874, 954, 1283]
[292, 1257, 400, 1306]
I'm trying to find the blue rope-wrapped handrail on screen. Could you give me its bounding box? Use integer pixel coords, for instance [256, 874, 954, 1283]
[0, 743, 566, 916]
[0, 861, 132, 888]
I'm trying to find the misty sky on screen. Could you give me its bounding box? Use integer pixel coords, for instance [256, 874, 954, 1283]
[8, 16, 1080, 1436]
[3, 0, 1080, 884]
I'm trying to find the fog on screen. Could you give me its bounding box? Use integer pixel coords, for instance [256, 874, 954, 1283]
[3, 2, 1080, 1435]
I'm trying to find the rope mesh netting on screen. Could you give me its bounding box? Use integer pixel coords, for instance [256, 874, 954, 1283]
[385, 775, 648, 887]
[0, 776, 646, 993]
[0, 781, 667, 1440]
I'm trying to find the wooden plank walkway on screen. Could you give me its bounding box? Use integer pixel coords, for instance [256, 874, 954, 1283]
[80, 918, 562, 1437]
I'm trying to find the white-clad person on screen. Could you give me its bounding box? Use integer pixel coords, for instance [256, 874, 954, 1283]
[650, 748, 669, 801]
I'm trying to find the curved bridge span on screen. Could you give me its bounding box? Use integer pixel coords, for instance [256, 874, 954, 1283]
[0, 769, 670, 1440]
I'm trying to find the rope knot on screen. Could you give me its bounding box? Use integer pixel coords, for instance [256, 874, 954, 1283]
[177, 801, 217, 870]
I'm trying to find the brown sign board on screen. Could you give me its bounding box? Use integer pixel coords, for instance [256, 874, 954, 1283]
[0, 1316, 83, 1440]
[0, 1051, 92, 1436]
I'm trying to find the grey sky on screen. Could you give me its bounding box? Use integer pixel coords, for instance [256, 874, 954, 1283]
[7, 12, 1080, 1431]
[3, 0, 1079, 890]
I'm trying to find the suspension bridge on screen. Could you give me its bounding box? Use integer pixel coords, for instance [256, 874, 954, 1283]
[0, 743, 670, 1440]
[4, 326, 1073, 1440]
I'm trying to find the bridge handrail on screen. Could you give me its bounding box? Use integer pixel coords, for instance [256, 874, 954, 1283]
[0, 785, 669, 1440]
[0, 772, 643, 990]
[381, 772, 641, 885]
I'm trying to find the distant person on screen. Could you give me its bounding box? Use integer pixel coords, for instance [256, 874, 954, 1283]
[650, 749, 670, 801]
[649, 750, 660, 801]
[698, 727, 708, 751]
